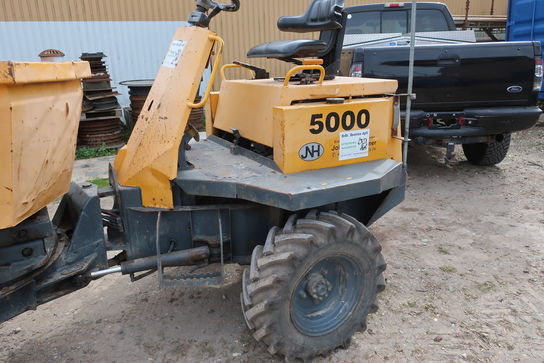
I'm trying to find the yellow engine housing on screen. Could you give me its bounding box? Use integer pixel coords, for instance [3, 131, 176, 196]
[208, 75, 402, 173]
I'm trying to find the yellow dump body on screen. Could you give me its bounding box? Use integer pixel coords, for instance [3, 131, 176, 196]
[0, 61, 91, 229]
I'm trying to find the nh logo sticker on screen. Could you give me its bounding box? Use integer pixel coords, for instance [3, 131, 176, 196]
[299, 143, 324, 161]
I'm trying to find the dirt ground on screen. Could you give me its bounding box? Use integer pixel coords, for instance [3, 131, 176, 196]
[1, 123, 543, 363]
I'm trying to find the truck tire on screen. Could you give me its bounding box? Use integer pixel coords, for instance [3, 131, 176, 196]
[462, 134, 511, 166]
[240, 210, 386, 361]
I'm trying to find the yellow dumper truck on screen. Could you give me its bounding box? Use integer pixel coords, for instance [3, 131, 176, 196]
[0, 1, 407, 360]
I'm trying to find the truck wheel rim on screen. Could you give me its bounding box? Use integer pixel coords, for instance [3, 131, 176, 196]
[290, 255, 363, 336]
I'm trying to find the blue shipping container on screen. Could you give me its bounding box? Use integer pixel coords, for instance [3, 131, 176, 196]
[507, 0, 544, 98]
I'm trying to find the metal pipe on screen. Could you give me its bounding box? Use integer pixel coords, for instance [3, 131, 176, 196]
[464, 0, 470, 30]
[90, 266, 122, 279]
[530, 0, 537, 40]
[403, 0, 417, 168]
[155, 211, 163, 287]
[122, 246, 210, 275]
[90, 246, 210, 279]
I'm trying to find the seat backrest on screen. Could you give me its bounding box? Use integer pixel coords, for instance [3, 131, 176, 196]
[277, 0, 344, 33]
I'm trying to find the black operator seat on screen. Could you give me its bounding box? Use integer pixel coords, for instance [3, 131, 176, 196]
[247, 0, 344, 62]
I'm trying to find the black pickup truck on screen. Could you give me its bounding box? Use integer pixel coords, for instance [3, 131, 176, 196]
[340, 2, 543, 165]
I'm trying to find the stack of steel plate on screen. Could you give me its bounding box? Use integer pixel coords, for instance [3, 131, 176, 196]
[121, 79, 205, 132]
[119, 79, 153, 129]
[78, 53, 124, 148]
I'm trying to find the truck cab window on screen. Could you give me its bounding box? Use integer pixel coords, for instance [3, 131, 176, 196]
[382, 11, 407, 33]
[345, 11, 380, 34]
[346, 8, 450, 35]
[415, 10, 449, 32]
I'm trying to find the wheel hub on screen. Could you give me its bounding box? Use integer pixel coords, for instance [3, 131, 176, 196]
[291, 255, 364, 336]
[305, 272, 332, 302]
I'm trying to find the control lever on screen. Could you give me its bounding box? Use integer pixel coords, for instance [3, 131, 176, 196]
[197, 0, 240, 12]
[189, 0, 241, 27]
[233, 61, 270, 79]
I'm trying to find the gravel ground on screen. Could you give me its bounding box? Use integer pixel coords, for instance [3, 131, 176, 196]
[1, 123, 543, 363]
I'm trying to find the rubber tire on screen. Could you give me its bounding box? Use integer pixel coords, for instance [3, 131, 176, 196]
[462, 134, 511, 166]
[240, 210, 386, 361]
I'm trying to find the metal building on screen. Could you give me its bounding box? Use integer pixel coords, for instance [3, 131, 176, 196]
[0, 0, 507, 105]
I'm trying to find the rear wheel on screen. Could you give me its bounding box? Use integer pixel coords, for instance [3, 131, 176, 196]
[240, 210, 386, 361]
[462, 133, 511, 166]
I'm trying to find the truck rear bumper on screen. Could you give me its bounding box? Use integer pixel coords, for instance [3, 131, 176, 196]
[407, 106, 542, 139]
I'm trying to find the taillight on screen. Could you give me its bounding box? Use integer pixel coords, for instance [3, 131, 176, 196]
[349, 63, 363, 78]
[534, 56, 543, 92]
[385, 3, 404, 7]
[426, 117, 433, 127]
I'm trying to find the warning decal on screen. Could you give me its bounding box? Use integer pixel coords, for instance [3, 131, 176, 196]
[162, 40, 186, 68]
[339, 129, 370, 161]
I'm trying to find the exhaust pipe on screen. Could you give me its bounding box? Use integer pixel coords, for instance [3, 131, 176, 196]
[90, 246, 210, 279]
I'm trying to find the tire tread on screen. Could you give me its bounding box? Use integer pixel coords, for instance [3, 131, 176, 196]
[241, 211, 386, 361]
[462, 134, 511, 166]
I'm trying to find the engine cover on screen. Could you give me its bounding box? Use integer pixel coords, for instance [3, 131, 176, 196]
[210, 75, 402, 173]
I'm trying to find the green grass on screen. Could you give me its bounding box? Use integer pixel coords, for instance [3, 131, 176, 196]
[437, 246, 450, 255]
[439, 265, 457, 273]
[76, 145, 118, 160]
[88, 177, 110, 189]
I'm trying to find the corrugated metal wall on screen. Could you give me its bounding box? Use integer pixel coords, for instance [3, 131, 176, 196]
[0, 0, 508, 86]
[0, 21, 190, 106]
[0, 0, 508, 21]
[212, 1, 317, 79]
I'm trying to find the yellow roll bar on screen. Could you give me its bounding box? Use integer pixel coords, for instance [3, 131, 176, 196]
[187, 35, 224, 109]
[283, 65, 326, 87]
[220, 63, 256, 80]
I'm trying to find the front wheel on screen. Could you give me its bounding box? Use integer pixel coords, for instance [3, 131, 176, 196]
[462, 133, 511, 166]
[240, 210, 386, 361]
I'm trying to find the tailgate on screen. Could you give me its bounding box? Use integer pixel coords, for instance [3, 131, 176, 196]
[357, 41, 539, 110]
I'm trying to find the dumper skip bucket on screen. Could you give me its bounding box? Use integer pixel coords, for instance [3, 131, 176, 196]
[0, 61, 91, 229]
